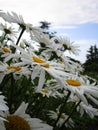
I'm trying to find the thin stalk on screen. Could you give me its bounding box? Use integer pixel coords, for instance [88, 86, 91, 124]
[60, 100, 81, 130]
[9, 74, 14, 113]
[16, 28, 25, 46]
[52, 91, 71, 130]
[0, 33, 6, 43]
[36, 96, 47, 117]
[0, 75, 10, 91]
[12, 27, 25, 53]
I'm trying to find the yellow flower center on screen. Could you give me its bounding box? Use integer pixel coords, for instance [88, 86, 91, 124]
[41, 89, 49, 94]
[32, 56, 45, 63]
[7, 66, 22, 72]
[42, 63, 50, 68]
[66, 79, 81, 87]
[60, 114, 65, 119]
[4, 115, 30, 130]
[2, 47, 11, 53]
[32, 56, 50, 68]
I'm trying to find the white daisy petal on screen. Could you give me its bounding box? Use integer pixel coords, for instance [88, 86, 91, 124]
[0, 102, 53, 130]
[14, 102, 28, 115]
[37, 69, 45, 90]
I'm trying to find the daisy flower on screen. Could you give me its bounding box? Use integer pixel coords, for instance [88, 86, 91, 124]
[26, 24, 43, 39]
[43, 79, 66, 98]
[0, 92, 8, 121]
[0, 11, 43, 36]
[35, 87, 62, 98]
[77, 102, 98, 118]
[0, 11, 26, 29]
[0, 102, 53, 130]
[60, 76, 98, 105]
[61, 54, 83, 74]
[0, 62, 31, 83]
[51, 36, 80, 55]
[33, 33, 66, 58]
[0, 23, 17, 41]
[35, 89, 52, 98]
[33, 33, 51, 48]
[68, 94, 98, 118]
[48, 110, 74, 128]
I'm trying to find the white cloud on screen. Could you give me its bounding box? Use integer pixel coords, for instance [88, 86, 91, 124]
[0, 0, 98, 25]
[50, 25, 78, 30]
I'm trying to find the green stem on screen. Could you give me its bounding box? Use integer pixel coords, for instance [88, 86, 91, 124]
[60, 100, 81, 130]
[9, 74, 14, 114]
[0, 75, 10, 91]
[16, 28, 25, 46]
[0, 33, 7, 43]
[36, 96, 47, 117]
[12, 27, 25, 53]
[52, 91, 71, 130]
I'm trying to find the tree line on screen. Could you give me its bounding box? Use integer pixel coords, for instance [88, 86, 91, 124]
[83, 44, 98, 80]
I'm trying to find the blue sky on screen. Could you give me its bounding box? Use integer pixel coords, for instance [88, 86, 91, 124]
[51, 23, 98, 40]
[50, 23, 98, 63]
[0, 0, 98, 63]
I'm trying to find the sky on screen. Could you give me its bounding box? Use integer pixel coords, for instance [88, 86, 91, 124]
[0, 0, 98, 63]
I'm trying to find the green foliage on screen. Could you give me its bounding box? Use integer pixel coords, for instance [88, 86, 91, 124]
[83, 44, 98, 80]
[39, 21, 56, 37]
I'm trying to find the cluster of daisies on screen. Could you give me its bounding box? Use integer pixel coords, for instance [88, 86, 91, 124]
[0, 11, 98, 130]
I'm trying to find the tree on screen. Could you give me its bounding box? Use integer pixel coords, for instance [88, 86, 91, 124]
[39, 21, 56, 37]
[83, 44, 98, 80]
[39, 21, 51, 30]
[86, 45, 98, 62]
